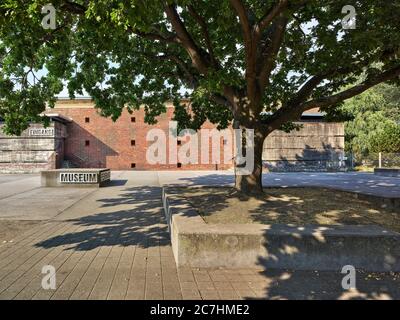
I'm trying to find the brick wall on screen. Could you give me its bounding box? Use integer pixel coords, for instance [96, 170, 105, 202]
[51, 99, 345, 172]
[53, 100, 233, 171]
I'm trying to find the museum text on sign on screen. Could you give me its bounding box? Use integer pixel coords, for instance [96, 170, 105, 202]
[60, 172, 98, 184]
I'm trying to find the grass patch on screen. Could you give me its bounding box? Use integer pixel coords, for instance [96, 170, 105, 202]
[173, 187, 400, 233]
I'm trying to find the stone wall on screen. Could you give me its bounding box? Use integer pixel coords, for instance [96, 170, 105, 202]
[0, 122, 67, 173]
[263, 122, 345, 171]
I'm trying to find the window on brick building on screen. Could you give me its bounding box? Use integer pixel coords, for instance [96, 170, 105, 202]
[131, 140, 136, 146]
[85, 140, 90, 146]
[131, 163, 136, 168]
[85, 117, 90, 123]
[177, 163, 182, 168]
[177, 140, 182, 145]
[131, 117, 136, 123]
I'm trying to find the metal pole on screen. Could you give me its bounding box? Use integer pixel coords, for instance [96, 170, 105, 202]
[379, 152, 382, 168]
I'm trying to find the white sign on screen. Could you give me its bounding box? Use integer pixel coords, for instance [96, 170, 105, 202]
[29, 128, 54, 136]
[60, 172, 98, 184]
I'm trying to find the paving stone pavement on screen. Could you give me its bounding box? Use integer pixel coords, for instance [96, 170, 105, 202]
[0, 171, 399, 300]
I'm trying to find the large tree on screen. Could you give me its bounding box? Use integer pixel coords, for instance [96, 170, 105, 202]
[1, 0, 399, 194]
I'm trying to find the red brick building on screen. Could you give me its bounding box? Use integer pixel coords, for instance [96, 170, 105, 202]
[0, 98, 345, 173]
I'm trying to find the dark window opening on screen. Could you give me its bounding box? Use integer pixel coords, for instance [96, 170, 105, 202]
[177, 163, 182, 168]
[177, 140, 182, 145]
[131, 163, 136, 168]
[131, 140, 136, 146]
[85, 140, 90, 146]
[131, 117, 136, 123]
[85, 117, 90, 123]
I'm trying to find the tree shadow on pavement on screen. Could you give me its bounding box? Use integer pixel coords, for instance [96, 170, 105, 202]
[35, 186, 170, 251]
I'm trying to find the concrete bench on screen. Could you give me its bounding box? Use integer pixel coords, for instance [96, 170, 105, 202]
[374, 168, 400, 178]
[41, 168, 111, 187]
[162, 187, 400, 271]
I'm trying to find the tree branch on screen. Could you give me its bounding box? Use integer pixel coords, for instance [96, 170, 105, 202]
[128, 27, 180, 44]
[60, 1, 86, 14]
[258, 15, 288, 90]
[265, 65, 400, 133]
[229, 0, 252, 46]
[300, 65, 400, 110]
[164, 3, 211, 75]
[256, 0, 288, 35]
[187, 5, 218, 67]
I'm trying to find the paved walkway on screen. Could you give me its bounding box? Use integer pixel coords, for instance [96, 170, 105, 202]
[0, 171, 399, 300]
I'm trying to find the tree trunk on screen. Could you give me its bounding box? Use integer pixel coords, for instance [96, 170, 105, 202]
[234, 128, 265, 194]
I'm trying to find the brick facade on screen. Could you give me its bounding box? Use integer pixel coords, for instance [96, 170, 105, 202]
[0, 99, 345, 172]
[53, 99, 233, 171]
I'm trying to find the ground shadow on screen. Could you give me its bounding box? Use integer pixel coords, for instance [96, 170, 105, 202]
[253, 223, 400, 300]
[167, 185, 400, 300]
[172, 186, 400, 232]
[106, 179, 128, 187]
[35, 186, 170, 251]
[64, 122, 118, 168]
[265, 143, 345, 172]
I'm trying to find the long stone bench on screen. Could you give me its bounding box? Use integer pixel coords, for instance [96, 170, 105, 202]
[41, 168, 111, 187]
[374, 168, 400, 178]
[162, 187, 400, 271]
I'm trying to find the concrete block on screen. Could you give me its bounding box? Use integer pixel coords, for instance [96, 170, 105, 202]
[41, 168, 111, 187]
[0, 150, 55, 163]
[163, 187, 400, 271]
[374, 168, 400, 178]
[0, 138, 55, 151]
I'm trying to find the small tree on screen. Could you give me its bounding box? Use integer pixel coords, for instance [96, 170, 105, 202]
[369, 122, 400, 154]
[1, 1, 400, 194]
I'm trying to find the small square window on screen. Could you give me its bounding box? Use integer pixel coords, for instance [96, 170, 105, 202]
[223, 139, 228, 145]
[85, 117, 90, 123]
[131, 117, 136, 123]
[131, 163, 136, 168]
[177, 163, 182, 168]
[85, 140, 90, 146]
[131, 140, 136, 146]
[177, 140, 182, 145]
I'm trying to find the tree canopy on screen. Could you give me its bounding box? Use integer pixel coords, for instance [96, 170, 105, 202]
[342, 82, 400, 157]
[1, 0, 400, 192]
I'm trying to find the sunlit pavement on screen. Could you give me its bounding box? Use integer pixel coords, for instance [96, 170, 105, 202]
[0, 171, 399, 300]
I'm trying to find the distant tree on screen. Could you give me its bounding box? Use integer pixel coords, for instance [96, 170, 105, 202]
[343, 84, 400, 156]
[1, 1, 400, 194]
[369, 122, 400, 154]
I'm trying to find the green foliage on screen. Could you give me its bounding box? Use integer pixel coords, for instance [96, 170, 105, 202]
[369, 122, 400, 153]
[342, 84, 400, 155]
[0, 1, 399, 135]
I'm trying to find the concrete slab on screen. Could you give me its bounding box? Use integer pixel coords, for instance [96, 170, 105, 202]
[0, 170, 399, 300]
[0, 188, 96, 220]
[0, 175, 40, 200]
[158, 171, 400, 198]
[163, 187, 400, 271]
